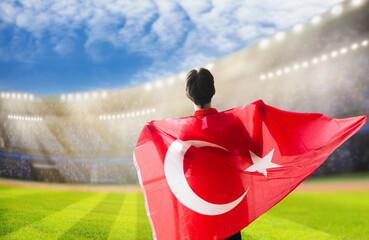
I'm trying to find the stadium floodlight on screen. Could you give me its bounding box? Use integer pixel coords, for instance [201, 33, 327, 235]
[331, 51, 338, 57]
[83, 93, 89, 100]
[76, 93, 81, 101]
[146, 109, 150, 114]
[340, 47, 348, 54]
[259, 39, 269, 48]
[293, 24, 303, 33]
[107, 115, 111, 120]
[11, 93, 16, 99]
[276, 70, 283, 76]
[260, 74, 266, 80]
[155, 80, 163, 88]
[205, 63, 214, 70]
[145, 83, 152, 91]
[362, 40, 368, 46]
[302, 62, 309, 68]
[103, 116, 107, 120]
[293, 64, 300, 70]
[284, 67, 291, 73]
[331, 5, 343, 15]
[29, 95, 34, 101]
[101, 91, 107, 98]
[351, 43, 358, 50]
[267, 72, 274, 78]
[311, 16, 321, 25]
[167, 77, 175, 85]
[179, 72, 186, 80]
[351, 0, 364, 6]
[321, 55, 328, 61]
[92, 92, 98, 99]
[275, 32, 285, 41]
[61, 95, 66, 101]
[312, 58, 319, 64]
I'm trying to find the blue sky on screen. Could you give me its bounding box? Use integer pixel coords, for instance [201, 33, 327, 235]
[0, 0, 342, 96]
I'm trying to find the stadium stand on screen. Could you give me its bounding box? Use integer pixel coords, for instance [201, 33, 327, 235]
[0, 0, 368, 183]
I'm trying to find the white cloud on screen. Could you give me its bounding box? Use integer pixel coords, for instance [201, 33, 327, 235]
[0, 0, 343, 81]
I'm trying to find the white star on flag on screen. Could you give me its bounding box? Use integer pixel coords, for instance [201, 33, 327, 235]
[245, 149, 282, 177]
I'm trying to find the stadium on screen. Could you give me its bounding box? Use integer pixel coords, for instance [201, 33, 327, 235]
[0, 0, 369, 239]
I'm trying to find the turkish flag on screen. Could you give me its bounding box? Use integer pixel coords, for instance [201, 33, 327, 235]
[133, 100, 366, 240]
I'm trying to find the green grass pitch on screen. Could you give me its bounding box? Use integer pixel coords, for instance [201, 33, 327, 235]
[0, 181, 368, 239]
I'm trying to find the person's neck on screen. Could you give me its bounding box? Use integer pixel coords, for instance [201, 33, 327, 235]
[194, 102, 212, 111]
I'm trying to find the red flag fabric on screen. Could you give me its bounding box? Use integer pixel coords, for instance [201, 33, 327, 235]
[133, 100, 367, 240]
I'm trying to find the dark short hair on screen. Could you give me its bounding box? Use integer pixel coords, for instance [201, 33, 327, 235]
[185, 68, 215, 107]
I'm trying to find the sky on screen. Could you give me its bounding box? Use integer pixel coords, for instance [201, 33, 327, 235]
[0, 0, 343, 96]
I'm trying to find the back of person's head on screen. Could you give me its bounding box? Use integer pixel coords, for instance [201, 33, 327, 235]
[185, 68, 215, 107]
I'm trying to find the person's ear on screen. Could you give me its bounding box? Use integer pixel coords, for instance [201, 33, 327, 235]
[186, 93, 189, 99]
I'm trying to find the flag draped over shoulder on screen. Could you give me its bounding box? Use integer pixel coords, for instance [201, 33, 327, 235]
[133, 100, 367, 240]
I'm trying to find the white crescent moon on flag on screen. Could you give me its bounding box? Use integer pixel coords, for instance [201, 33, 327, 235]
[164, 139, 248, 216]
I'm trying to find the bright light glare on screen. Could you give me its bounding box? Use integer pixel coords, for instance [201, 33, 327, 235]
[61, 95, 66, 101]
[312, 58, 319, 64]
[331, 5, 343, 15]
[276, 70, 282, 76]
[362, 40, 368, 46]
[155, 80, 163, 88]
[331, 51, 338, 57]
[321, 55, 328, 61]
[145, 83, 152, 91]
[259, 39, 269, 48]
[351, 0, 364, 6]
[311, 16, 321, 24]
[293, 64, 300, 70]
[101, 91, 107, 98]
[260, 75, 266, 80]
[275, 32, 285, 41]
[284, 67, 291, 73]
[167, 77, 175, 84]
[179, 72, 187, 80]
[302, 62, 309, 68]
[205, 63, 214, 70]
[340, 48, 347, 54]
[293, 24, 303, 33]
[267, 72, 274, 78]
